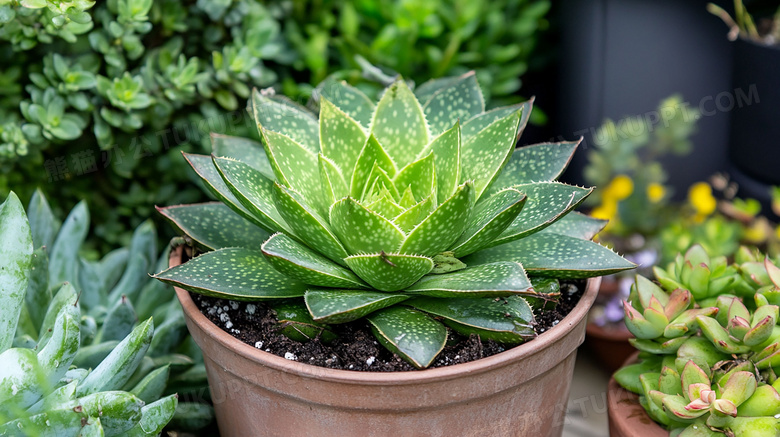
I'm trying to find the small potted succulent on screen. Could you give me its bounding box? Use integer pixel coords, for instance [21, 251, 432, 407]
[154, 73, 635, 436]
[608, 244, 780, 436]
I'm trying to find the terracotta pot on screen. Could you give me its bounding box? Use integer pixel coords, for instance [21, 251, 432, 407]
[607, 352, 668, 437]
[584, 322, 635, 374]
[171, 247, 601, 437]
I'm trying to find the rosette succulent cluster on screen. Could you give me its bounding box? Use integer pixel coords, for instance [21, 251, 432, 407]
[616, 245, 780, 436]
[154, 73, 634, 368]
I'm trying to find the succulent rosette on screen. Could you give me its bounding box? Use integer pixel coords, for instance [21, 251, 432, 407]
[154, 73, 634, 368]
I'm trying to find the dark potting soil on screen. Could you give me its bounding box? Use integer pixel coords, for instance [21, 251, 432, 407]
[192, 279, 586, 372]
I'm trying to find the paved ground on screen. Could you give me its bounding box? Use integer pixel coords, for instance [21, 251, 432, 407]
[561, 348, 612, 437]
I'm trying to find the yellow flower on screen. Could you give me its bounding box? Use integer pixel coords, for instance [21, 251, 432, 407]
[647, 183, 665, 203]
[744, 220, 769, 244]
[605, 175, 634, 201]
[688, 182, 717, 217]
[591, 199, 618, 221]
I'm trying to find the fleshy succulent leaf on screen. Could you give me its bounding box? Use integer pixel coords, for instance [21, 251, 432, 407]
[305, 289, 409, 324]
[330, 197, 406, 255]
[367, 306, 447, 369]
[272, 183, 349, 265]
[0, 192, 33, 354]
[399, 182, 475, 256]
[212, 156, 288, 234]
[451, 188, 527, 257]
[409, 296, 535, 344]
[262, 233, 367, 289]
[153, 248, 308, 300]
[251, 89, 319, 153]
[405, 262, 534, 298]
[460, 100, 532, 141]
[491, 182, 593, 246]
[489, 141, 580, 191]
[370, 78, 429, 167]
[272, 301, 338, 343]
[210, 133, 274, 179]
[157, 203, 270, 250]
[418, 121, 461, 203]
[366, 194, 405, 219]
[393, 152, 436, 203]
[459, 110, 521, 200]
[466, 233, 637, 278]
[315, 79, 375, 128]
[392, 196, 435, 233]
[422, 71, 484, 136]
[539, 211, 607, 240]
[362, 163, 399, 202]
[318, 154, 349, 205]
[319, 97, 368, 180]
[344, 252, 434, 292]
[350, 134, 398, 198]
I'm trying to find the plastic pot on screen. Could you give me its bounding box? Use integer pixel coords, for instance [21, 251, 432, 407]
[172, 246, 602, 437]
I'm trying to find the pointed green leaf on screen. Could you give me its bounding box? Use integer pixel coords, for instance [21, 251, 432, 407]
[451, 188, 526, 257]
[184, 152, 265, 229]
[260, 127, 327, 215]
[422, 72, 484, 136]
[157, 203, 270, 250]
[49, 200, 88, 289]
[27, 189, 60, 250]
[345, 252, 434, 292]
[305, 289, 409, 324]
[366, 195, 405, 219]
[405, 262, 533, 297]
[153, 248, 308, 300]
[362, 162, 399, 202]
[210, 133, 274, 179]
[393, 152, 435, 203]
[414, 76, 463, 105]
[319, 154, 349, 206]
[492, 182, 593, 246]
[315, 79, 375, 127]
[252, 89, 319, 152]
[459, 110, 521, 200]
[330, 197, 406, 255]
[212, 156, 289, 234]
[261, 233, 366, 288]
[398, 186, 416, 208]
[399, 182, 475, 256]
[350, 134, 397, 198]
[370, 78, 429, 167]
[26, 247, 50, 333]
[490, 141, 580, 193]
[319, 97, 367, 179]
[367, 307, 447, 369]
[465, 233, 636, 279]
[393, 196, 434, 233]
[419, 122, 460, 202]
[461, 100, 532, 140]
[272, 183, 349, 265]
[408, 296, 535, 344]
[0, 192, 33, 353]
[272, 301, 337, 343]
[540, 211, 607, 240]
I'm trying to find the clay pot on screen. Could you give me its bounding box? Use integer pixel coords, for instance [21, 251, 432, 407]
[607, 352, 668, 437]
[584, 323, 635, 374]
[171, 247, 602, 437]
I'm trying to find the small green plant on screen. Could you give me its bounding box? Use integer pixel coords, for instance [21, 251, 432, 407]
[0, 191, 177, 436]
[154, 73, 634, 369]
[0, 189, 214, 433]
[614, 244, 780, 436]
[708, 0, 780, 45]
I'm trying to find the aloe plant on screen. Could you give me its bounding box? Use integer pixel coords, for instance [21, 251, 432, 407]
[154, 73, 635, 369]
[615, 245, 780, 436]
[0, 191, 178, 436]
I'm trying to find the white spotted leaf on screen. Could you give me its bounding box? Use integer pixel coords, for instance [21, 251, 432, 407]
[261, 233, 367, 289]
[367, 307, 447, 369]
[315, 79, 374, 128]
[318, 154, 349, 206]
[461, 99, 532, 141]
[272, 183, 349, 266]
[362, 162, 399, 202]
[399, 182, 475, 256]
[392, 196, 434, 233]
[393, 152, 435, 204]
[451, 188, 527, 257]
[492, 182, 592, 246]
[366, 195, 405, 220]
[210, 133, 274, 179]
[157, 203, 270, 250]
[408, 296, 535, 344]
[305, 289, 409, 324]
[370, 78, 429, 167]
[540, 211, 607, 240]
[0, 192, 33, 353]
[405, 262, 534, 298]
[329, 197, 406, 255]
[422, 72, 484, 136]
[350, 134, 397, 198]
[319, 98, 367, 179]
[344, 252, 434, 292]
[489, 141, 580, 193]
[417, 122, 460, 203]
[464, 233, 637, 279]
[154, 248, 308, 300]
[251, 89, 319, 153]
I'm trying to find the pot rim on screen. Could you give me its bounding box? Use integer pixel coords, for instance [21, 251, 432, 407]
[172, 246, 601, 385]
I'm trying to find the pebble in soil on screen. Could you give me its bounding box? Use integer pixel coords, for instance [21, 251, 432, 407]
[192, 280, 585, 372]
